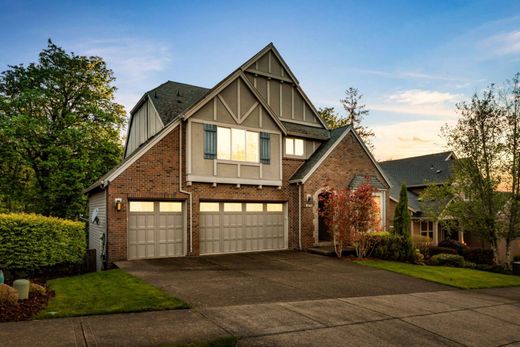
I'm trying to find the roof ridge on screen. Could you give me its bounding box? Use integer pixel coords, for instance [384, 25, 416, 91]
[147, 80, 209, 94]
[379, 151, 452, 164]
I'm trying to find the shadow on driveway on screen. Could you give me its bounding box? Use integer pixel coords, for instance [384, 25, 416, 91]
[116, 251, 449, 308]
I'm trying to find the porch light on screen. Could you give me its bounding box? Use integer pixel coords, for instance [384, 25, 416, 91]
[115, 198, 123, 211]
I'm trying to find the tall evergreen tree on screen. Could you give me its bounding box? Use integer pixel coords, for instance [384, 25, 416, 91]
[393, 184, 411, 236]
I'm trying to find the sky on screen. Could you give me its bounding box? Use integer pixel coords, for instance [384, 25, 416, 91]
[1, 0, 519, 160]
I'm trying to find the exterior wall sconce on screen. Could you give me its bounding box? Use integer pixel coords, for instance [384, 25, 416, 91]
[305, 194, 314, 207]
[115, 198, 123, 211]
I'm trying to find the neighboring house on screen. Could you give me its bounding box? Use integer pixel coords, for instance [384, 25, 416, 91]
[380, 151, 463, 245]
[85, 43, 391, 268]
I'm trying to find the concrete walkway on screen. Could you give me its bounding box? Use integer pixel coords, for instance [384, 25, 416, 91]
[1, 287, 519, 346]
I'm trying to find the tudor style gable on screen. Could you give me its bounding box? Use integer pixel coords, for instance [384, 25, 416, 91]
[240, 44, 327, 129]
[185, 73, 286, 186]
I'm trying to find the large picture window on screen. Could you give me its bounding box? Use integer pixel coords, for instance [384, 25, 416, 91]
[217, 126, 259, 162]
[285, 138, 304, 156]
[372, 192, 385, 230]
[420, 220, 434, 239]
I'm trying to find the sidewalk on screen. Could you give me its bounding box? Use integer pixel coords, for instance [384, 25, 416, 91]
[1, 288, 519, 347]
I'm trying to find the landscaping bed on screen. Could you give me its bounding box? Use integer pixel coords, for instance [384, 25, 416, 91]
[0, 282, 54, 322]
[354, 259, 520, 289]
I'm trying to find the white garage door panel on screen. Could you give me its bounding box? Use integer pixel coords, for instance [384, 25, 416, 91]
[200, 202, 286, 255]
[128, 202, 184, 260]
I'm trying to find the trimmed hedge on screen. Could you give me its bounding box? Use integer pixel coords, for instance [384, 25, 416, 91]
[428, 246, 457, 257]
[461, 248, 494, 265]
[438, 239, 468, 254]
[0, 213, 86, 271]
[430, 253, 465, 267]
[372, 233, 413, 262]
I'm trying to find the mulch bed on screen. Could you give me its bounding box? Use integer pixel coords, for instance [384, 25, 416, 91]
[0, 281, 55, 322]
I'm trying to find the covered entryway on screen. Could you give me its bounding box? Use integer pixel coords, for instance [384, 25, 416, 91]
[199, 202, 287, 255]
[128, 201, 185, 260]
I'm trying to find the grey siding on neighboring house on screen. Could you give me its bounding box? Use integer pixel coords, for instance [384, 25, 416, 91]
[88, 190, 106, 271]
[125, 99, 163, 157]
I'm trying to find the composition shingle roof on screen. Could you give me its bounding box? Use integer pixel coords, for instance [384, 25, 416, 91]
[379, 151, 455, 213]
[349, 175, 386, 190]
[145, 81, 210, 125]
[290, 126, 351, 182]
[281, 121, 330, 140]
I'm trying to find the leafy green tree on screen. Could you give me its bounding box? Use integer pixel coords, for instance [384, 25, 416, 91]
[442, 86, 505, 262]
[393, 184, 411, 236]
[318, 87, 375, 150]
[0, 40, 125, 219]
[501, 73, 520, 265]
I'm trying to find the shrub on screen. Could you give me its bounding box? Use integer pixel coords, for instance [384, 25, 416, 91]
[461, 248, 494, 265]
[414, 249, 425, 265]
[373, 234, 413, 261]
[29, 283, 46, 296]
[428, 246, 457, 257]
[430, 253, 465, 267]
[0, 213, 86, 271]
[429, 253, 465, 267]
[412, 235, 432, 258]
[0, 284, 18, 304]
[438, 239, 468, 255]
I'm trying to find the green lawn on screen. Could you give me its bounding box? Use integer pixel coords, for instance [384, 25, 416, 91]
[38, 269, 188, 319]
[354, 260, 520, 289]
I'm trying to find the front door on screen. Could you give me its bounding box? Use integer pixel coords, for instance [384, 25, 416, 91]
[318, 192, 331, 242]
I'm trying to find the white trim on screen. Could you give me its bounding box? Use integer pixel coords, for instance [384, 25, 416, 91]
[190, 118, 281, 135]
[279, 118, 324, 129]
[103, 120, 180, 186]
[187, 175, 282, 186]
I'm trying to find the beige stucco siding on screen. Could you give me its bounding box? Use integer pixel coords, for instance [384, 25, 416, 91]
[187, 76, 282, 185]
[125, 99, 163, 157]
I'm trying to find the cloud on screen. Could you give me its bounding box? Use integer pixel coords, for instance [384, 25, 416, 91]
[372, 119, 456, 161]
[347, 68, 469, 82]
[482, 30, 520, 56]
[387, 89, 461, 105]
[70, 38, 172, 112]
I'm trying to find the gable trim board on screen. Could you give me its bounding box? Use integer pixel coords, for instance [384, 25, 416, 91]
[240, 43, 329, 130]
[289, 126, 392, 187]
[84, 119, 180, 193]
[182, 71, 288, 135]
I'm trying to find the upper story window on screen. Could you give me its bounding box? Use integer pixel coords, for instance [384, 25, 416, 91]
[217, 126, 259, 162]
[285, 138, 304, 156]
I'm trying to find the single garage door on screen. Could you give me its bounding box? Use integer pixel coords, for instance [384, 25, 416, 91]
[128, 201, 184, 260]
[199, 202, 286, 255]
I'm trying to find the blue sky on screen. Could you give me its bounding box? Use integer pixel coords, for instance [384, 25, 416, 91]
[1, 0, 519, 160]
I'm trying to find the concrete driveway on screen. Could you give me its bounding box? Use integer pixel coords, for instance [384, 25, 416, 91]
[116, 250, 449, 307]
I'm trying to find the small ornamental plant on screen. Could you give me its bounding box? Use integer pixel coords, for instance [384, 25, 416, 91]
[319, 184, 380, 258]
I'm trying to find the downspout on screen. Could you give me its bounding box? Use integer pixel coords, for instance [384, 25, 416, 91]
[179, 121, 193, 255]
[298, 183, 302, 250]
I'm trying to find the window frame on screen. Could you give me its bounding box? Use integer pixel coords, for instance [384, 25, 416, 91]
[420, 220, 434, 239]
[372, 191, 386, 230]
[285, 137, 305, 157]
[216, 126, 260, 163]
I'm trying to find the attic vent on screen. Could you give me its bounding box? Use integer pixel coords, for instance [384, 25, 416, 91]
[154, 91, 158, 98]
[436, 169, 442, 174]
[177, 90, 181, 97]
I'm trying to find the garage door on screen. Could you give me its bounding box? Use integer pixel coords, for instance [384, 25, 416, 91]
[199, 202, 286, 255]
[128, 201, 184, 260]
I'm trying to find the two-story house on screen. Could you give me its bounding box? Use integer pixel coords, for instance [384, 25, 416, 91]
[86, 43, 391, 269]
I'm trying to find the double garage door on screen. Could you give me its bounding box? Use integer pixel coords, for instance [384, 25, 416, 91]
[128, 201, 184, 260]
[128, 200, 287, 259]
[199, 202, 287, 255]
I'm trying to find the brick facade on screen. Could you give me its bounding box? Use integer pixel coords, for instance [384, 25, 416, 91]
[103, 123, 389, 264]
